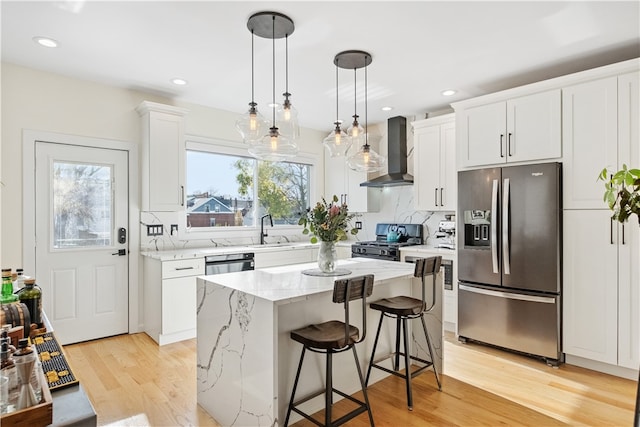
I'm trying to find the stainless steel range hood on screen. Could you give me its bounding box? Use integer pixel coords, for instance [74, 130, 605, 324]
[360, 116, 414, 187]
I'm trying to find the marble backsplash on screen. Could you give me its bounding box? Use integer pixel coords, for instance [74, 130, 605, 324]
[140, 185, 454, 251]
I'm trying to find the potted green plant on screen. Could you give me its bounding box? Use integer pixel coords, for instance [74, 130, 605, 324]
[599, 164, 640, 224]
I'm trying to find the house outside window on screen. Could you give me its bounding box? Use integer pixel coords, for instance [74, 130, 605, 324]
[185, 142, 313, 233]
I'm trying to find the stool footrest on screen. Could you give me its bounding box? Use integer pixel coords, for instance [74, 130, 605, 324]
[290, 387, 369, 427]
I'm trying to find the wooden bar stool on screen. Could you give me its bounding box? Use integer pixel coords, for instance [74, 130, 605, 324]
[284, 275, 375, 427]
[365, 256, 442, 410]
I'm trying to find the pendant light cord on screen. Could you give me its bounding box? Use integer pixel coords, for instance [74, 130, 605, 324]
[251, 30, 255, 105]
[364, 54, 369, 147]
[285, 34, 289, 96]
[353, 68, 357, 118]
[335, 60, 339, 123]
[272, 15, 276, 127]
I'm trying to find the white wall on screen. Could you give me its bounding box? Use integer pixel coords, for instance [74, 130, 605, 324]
[0, 62, 326, 267]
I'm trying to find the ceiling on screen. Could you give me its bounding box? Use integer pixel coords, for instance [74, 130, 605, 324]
[2, 1, 639, 132]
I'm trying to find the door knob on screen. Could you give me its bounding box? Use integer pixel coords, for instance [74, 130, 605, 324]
[112, 249, 127, 256]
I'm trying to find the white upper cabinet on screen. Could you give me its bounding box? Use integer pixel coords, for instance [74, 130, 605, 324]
[412, 114, 456, 211]
[457, 89, 561, 168]
[563, 71, 639, 209]
[324, 152, 380, 213]
[137, 101, 188, 212]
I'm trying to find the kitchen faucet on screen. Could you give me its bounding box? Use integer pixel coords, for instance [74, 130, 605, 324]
[260, 214, 273, 245]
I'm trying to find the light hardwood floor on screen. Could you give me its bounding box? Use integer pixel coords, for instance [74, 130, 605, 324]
[63, 332, 637, 426]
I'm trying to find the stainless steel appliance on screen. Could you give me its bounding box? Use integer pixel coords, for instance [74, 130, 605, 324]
[205, 253, 255, 275]
[434, 215, 456, 250]
[457, 162, 562, 365]
[351, 223, 423, 261]
[405, 256, 453, 290]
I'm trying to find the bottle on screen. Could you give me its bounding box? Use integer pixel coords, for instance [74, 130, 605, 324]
[13, 338, 41, 408]
[13, 269, 25, 292]
[1, 269, 17, 304]
[1, 341, 18, 410]
[18, 279, 42, 328]
[0, 329, 16, 354]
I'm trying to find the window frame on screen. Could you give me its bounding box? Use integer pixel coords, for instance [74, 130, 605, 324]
[180, 135, 319, 241]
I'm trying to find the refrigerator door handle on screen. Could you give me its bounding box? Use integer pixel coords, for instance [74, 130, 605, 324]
[491, 179, 499, 274]
[503, 178, 511, 275]
[459, 284, 556, 304]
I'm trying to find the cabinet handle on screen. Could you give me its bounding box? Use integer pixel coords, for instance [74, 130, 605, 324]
[508, 133, 513, 157]
[180, 185, 185, 207]
[622, 223, 626, 245]
[434, 188, 439, 206]
[610, 218, 614, 245]
[499, 134, 504, 158]
[175, 266, 194, 271]
[440, 188, 444, 206]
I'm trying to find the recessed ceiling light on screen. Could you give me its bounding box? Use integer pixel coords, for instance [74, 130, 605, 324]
[381, 106, 393, 111]
[33, 36, 59, 48]
[171, 78, 188, 86]
[441, 89, 457, 97]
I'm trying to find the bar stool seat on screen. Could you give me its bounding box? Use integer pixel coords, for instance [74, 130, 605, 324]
[365, 256, 442, 411]
[284, 275, 375, 427]
[369, 296, 423, 316]
[291, 321, 359, 350]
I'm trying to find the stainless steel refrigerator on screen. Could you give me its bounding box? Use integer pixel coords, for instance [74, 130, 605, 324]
[457, 162, 562, 365]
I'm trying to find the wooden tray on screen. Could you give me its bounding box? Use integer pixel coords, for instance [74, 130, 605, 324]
[0, 368, 53, 427]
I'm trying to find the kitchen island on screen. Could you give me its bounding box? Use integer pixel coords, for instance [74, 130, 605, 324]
[196, 257, 443, 426]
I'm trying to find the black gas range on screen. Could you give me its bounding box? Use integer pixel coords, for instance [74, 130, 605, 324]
[351, 223, 424, 261]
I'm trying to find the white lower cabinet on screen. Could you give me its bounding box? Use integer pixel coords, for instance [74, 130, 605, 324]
[563, 209, 639, 372]
[144, 257, 204, 345]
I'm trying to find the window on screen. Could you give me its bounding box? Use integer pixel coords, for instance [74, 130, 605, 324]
[186, 149, 311, 230]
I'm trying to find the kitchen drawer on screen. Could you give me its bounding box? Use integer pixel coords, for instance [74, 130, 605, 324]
[162, 258, 205, 279]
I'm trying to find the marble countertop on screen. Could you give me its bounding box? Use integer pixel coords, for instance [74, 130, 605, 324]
[141, 241, 353, 261]
[197, 257, 415, 305]
[399, 245, 457, 258]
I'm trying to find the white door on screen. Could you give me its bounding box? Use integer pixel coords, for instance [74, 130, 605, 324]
[35, 142, 129, 345]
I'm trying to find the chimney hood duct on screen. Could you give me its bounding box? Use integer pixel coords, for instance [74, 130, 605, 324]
[360, 116, 413, 187]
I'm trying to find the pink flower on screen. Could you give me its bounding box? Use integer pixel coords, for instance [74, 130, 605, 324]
[328, 205, 340, 217]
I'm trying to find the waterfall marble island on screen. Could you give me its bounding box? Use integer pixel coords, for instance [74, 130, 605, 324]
[196, 257, 443, 427]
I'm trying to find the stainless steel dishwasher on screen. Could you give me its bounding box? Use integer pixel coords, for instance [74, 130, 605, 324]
[205, 253, 255, 275]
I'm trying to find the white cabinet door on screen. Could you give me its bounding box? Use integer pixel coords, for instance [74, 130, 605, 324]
[506, 89, 561, 163]
[458, 90, 561, 168]
[414, 124, 441, 211]
[616, 71, 640, 370]
[563, 210, 618, 365]
[323, 151, 379, 212]
[458, 102, 505, 167]
[562, 77, 618, 209]
[440, 121, 457, 210]
[413, 116, 456, 211]
[137, 101, 188, 212]
[162, 276, 196, 335]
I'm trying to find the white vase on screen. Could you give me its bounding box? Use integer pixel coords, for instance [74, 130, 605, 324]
[317, 241, 337, 273]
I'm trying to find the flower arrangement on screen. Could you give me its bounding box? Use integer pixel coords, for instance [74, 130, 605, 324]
[299, 195, 359, 243]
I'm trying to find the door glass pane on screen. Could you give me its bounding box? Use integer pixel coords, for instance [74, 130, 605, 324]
[53, 162, 112, 248]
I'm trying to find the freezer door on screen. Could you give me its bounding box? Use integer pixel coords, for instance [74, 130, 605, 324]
[458, 283, 561, 361]
[458, 167, 502, 286]
[501, 162, 561, 293]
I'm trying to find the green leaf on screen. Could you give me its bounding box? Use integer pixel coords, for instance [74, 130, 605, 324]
[310, 236, 318, 244]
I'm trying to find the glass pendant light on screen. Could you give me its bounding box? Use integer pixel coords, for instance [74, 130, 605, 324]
[235, 28, 269, 143]
[275, 34, 300, 140]
[323, 56, 351, 157]
[346, 51, 386, 173]
[247, 12, 298, 161]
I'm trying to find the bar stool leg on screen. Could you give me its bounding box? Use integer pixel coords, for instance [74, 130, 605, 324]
[394, 317, 401, 371]
[284, 347, 307, 427]
[365, 313, 385, 386]
[420, 315, 442, 391]
[402, 318, 413, 411]
[326, 351, 333, 426]
[352, 346, 375, 426]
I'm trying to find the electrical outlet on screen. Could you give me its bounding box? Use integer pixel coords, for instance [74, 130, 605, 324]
[146, 224, 164, 236]
[170, 224, 178, 235]
[355, 221, 362, 230]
